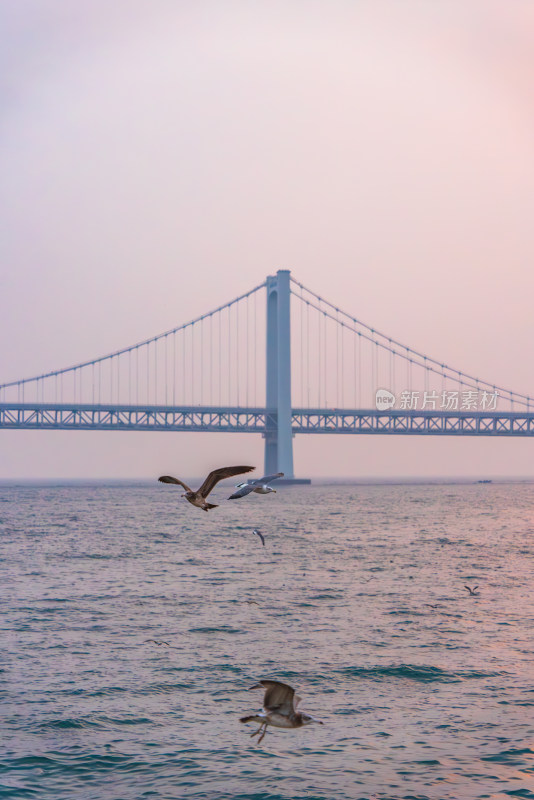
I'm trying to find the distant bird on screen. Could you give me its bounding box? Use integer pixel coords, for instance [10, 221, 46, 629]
[253, 529, 265, 546]
[245, 599, 259, 605]
[145, 639, 181, 649]
[464, 585, 480, 596]
[240, 679, 323, 744]
[158, 466, 254, 511]
[228, 472, 284, 500]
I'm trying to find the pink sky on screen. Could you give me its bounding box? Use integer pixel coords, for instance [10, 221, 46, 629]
[1, 1, 534, 479]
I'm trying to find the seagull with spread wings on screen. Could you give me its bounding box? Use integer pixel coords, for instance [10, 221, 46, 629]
[240, 679, 323, 744]
[464, 585, 480, 596]
[158, 466, 254, 511]
[228, 472, 284, 500]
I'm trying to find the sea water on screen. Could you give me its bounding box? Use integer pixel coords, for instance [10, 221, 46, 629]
[2, 481, 534, 800]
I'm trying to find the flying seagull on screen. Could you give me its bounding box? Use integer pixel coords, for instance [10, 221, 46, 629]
[464, 585, 480, 596]
[253, 529, 265, 546]
[145, 639, 181, 649]
[145, 639, 171, 646]
[240, 679, 323, 744]
[158, 466, 254, 511]
[228, 472, 284, 500]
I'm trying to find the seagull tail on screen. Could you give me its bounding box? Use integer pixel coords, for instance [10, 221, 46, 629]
[240, 715, 257, 724]
[204, 502, 218, 510]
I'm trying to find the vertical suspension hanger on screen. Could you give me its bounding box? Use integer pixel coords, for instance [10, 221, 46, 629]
[245, 295, 249, 409]
[389, 344, 395, 400]
[136, 347, 139, 406]
[164, 335, 168, 406]
[209, 313, 213, 409]
[324, 310, 328, 408]
[146, 341, 149, 405]
[227, 305, 231, 406]
[317, 303, 322, 408]
[341, 316, 346, 408]
[236, 301, 240, 407]
[353, 324, 357, 409]
[200, 318, 203, 407]
[173, 332, 176, 407]
[371, 335, 376, 406]
[255, 287, 258, 409]
[300, 288, 304, 409]
[306, 300, 310, 409]
[219, 306, 223, 407]
[182, 325, 186, 406]
[191, 322, 195, 406]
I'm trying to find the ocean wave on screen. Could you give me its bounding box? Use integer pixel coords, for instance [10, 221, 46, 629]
[188, 626, 244, 635]
[481, 747, 534, 765]
[336, 664, 503, 683]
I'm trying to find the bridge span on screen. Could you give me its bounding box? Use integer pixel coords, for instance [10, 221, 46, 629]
[1, 270, 532, 477]
[2, 403, 534, 437]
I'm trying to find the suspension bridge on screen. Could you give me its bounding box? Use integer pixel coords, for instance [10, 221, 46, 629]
[1, 270, 533, 479]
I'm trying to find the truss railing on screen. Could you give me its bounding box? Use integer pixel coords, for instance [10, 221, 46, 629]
[2, 402, 534, 437]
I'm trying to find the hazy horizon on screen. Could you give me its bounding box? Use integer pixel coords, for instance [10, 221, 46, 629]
[1, 474, 533, 487]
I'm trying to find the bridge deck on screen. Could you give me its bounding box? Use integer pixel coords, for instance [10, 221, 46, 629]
[1, 403, 534, 436]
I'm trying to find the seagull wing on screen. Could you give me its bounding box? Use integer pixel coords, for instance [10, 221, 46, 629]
[198, 465, 255, 498]
[250, 680, 296, 716]
[158, 475, 192, 492]
[258, 472, 284, 484]
[228, 484, 256, 499]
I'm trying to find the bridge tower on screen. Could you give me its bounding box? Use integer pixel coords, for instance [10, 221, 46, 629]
[264, 269, 295, 479]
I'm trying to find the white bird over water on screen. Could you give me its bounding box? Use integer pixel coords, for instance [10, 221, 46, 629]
[240, 679, 323, 744]
[158, 465, 254, 511]
[228, 472, 284, 500]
